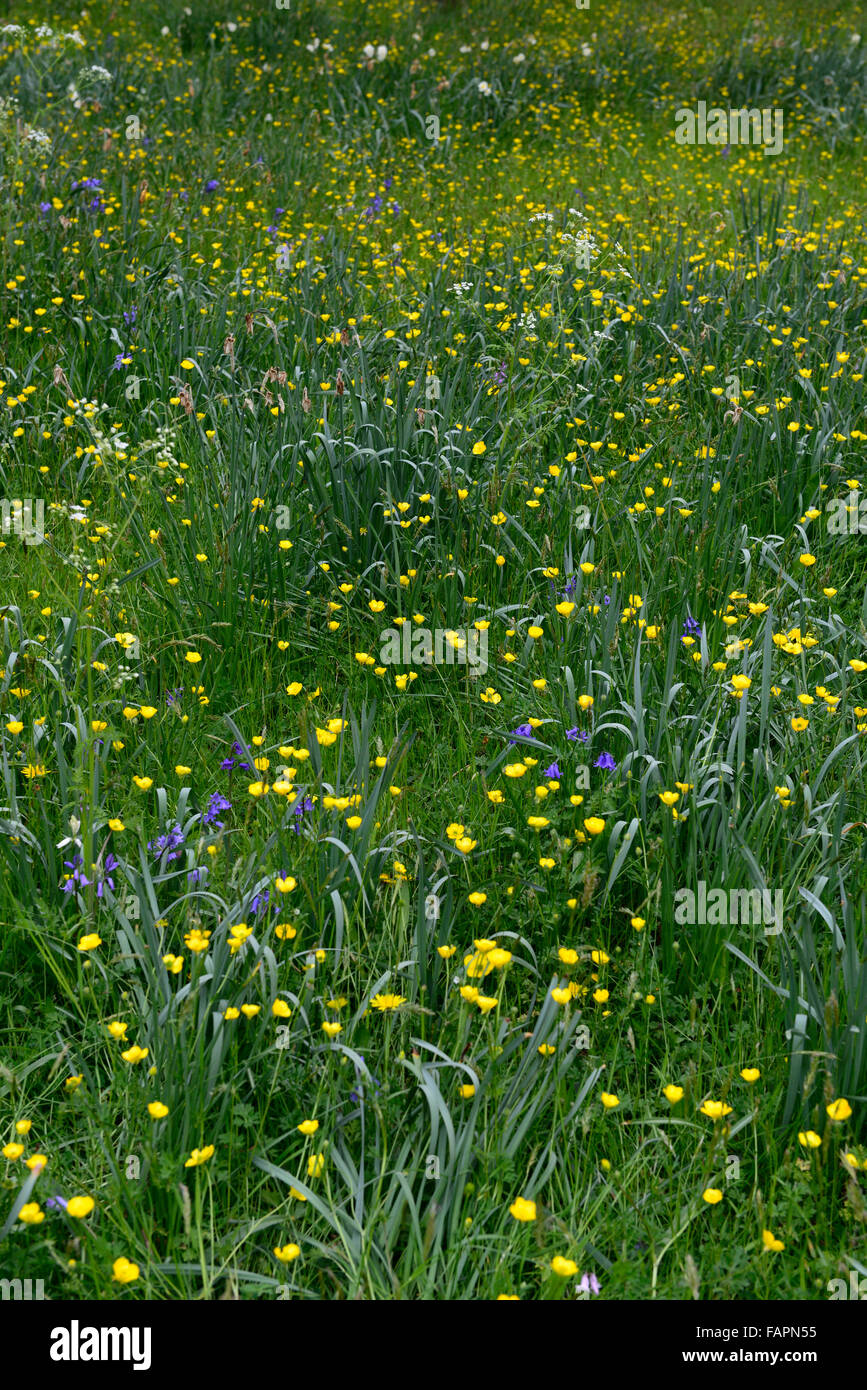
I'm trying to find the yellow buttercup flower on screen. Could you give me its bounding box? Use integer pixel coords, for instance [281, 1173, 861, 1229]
[827, 1098, 852, 1122]
[67, 1195, 95, 1218]
[112, 1257, 140, 1284]
[700, 1100, 732, 1120]
[370, 993, 407, 1012]
[274, 1243, 301, 1262]
[184, 1145, 215, 1167]
[509, 1196, 536, 1222]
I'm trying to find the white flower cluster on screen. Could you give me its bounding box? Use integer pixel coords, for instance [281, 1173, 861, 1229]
[362, 43, 388, 62]
[447, 282, 473, 296]
[560, 228, 599, 257]
[477, 80, 491, 96]
[2, 24, 85, 46]
[518, 310, 537, 332]
[529, 211, 554, 223]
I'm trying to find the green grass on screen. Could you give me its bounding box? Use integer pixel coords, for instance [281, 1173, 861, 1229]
[0, 0, 866, 1301]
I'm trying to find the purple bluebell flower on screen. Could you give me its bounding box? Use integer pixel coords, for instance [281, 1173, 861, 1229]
[220, 742, 251, 773]
[350, 1073, 382, 1103]
[566, 727, 589, 743]
[61, 854, 91, 893]
[231, 742, 251, 770]
[204, 179, 219, 192]
[203, 792, 232, 828]
[509, 723, 533, 746]
[96, 854, 119, 897]
[579, 1272, 600, 1295]
[61, 853, 116, 898]
[45, 1195, 68, 1210]
[543, 761, 561, 779]
[39, 201, 52, 215]
[595, 752, 617, 772]
[148, 824, 185, 862]
[123, 306, 138, 327]
[683, 614, 702, 638]
[249, 888, 271, 915]
[292, 796, 314, 834]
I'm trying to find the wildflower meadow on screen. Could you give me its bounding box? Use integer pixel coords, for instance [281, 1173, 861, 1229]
[1, 0, 867, 1327]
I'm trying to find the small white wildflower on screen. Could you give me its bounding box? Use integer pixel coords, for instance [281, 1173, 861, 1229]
[477, 80, 491, 95]
[513, 53, 525, 64]
[375, 44, 387, 62]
